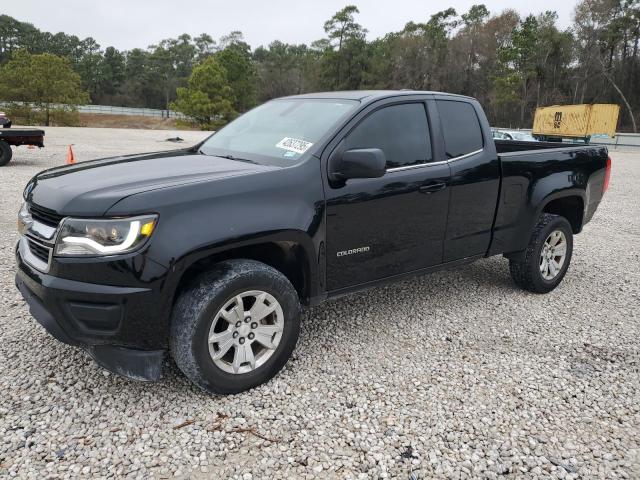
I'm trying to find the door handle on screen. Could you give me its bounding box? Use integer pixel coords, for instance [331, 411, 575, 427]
[419, 181, 446, 194]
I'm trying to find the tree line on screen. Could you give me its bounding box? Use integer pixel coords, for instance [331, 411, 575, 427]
[0, 0, 638, 130]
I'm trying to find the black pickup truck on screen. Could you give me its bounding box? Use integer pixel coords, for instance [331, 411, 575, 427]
[15, 91, 610, 394]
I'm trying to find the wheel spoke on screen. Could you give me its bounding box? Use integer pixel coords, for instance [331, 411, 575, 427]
[211, 336, 234, 360]
[250, 293, 277, 321]
[209, 327, 233, 345]
[219, 309, 235, 322]
[554, 243, 566, 257]
[254, 324, 282, 349]
[540, 258, 548, 274]
[548, 259, 558, 276]
[232, 344, 255, 373]
[550, 231, 562, 246]
[233, 296, 245, 322]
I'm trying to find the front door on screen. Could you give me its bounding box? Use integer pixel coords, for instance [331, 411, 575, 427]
[324, 100, 451, 291]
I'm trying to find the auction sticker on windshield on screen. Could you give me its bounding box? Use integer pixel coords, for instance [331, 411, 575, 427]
[276, 137, 313, 154]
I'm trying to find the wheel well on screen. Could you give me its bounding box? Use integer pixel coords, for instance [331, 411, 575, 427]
[174, 242, 311, 305]
[543, 196, 584, 233]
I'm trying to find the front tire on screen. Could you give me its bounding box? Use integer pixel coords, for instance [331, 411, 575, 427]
[509, 213, 573, 293]
[170, 259, 301, 394]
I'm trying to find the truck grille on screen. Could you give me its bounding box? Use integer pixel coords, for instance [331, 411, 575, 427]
[26, 237, 52, 264]
[29, 203, 64, 228]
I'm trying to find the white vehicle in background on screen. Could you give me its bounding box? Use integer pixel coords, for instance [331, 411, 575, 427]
[492, 129, 538, 141]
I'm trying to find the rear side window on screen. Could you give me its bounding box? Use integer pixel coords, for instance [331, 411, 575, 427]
[436, 100, 484, 158]
[344, 103, 432, 169]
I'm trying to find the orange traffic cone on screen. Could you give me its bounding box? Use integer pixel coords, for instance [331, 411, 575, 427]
[66, 145, 75, 165]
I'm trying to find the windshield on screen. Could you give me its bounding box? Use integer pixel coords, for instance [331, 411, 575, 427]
[200, 98, 358, 164]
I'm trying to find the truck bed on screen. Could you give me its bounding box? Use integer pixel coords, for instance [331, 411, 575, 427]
[490, 139, 609, 257]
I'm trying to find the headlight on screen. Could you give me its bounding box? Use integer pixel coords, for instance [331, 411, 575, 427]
[18, 202, 33, 235]
[54, 215, 158, 256]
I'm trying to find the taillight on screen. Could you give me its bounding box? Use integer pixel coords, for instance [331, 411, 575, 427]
[603, 156, 612, 194]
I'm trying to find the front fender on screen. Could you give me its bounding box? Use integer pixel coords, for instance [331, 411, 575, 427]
[106, 158, 325, 306]
[167, 228, 319, 298]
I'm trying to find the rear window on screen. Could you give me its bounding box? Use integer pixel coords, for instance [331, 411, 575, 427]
[436, 100, 484, 158]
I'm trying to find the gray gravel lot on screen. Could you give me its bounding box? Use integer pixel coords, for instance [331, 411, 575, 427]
[1, 127, 639, 479]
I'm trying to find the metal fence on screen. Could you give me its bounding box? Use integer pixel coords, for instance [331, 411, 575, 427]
[76, 104, 187, 119]
[0, 101, 188, 120]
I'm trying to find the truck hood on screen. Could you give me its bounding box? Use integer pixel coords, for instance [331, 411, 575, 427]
[25, 150, 277, 215]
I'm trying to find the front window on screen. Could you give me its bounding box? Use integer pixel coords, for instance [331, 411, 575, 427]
[344, 103, 433, 169]
[200, 98, 358, 165]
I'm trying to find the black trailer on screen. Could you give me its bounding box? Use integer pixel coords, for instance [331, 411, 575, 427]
[0, 128, 45, 166]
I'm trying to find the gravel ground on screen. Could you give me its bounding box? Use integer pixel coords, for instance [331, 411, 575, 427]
[0, 127, 638, 479]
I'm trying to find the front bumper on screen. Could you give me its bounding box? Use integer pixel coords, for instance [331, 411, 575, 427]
[15, 243, 170, 381]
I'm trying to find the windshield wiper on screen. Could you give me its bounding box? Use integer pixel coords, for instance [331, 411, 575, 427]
[211, 153, 257, 164]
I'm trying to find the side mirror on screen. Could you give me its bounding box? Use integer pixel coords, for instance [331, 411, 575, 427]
[330, 148, 386, 181]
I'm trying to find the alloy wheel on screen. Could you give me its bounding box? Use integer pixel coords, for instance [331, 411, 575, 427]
[540, 230, 568, 280]
[207, 290, 284, 374]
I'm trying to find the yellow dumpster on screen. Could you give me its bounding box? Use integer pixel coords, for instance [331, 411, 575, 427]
[532, 104, 620, 143]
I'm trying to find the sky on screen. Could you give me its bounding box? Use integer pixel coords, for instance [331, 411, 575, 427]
[4, 0, 579, 51]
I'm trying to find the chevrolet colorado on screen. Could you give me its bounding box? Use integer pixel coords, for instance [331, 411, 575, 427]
[15, 91, 611, 394]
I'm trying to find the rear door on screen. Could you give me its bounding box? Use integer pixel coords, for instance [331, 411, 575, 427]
[432, 97, 500, 262]
[324, 97, 451, 291]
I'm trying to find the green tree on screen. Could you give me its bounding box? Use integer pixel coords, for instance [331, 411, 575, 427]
[0, 15, 41, 63]
[573, 0, 639, 132]
[324, 5, 365, 50]
[216, 32, 257, 111]
[496, 15, 541, 126]
[120, 48, 154, 107]
[321, 5, 369, 89]
[0, 50, 89, 125]
[171, 56, 235, 129]
[254, 41, 320, 100]
[100, 47, 125, 94]
[460, 5, 490, 91]
[194, 33, 216, 60]
[75, 37, 103, 100]
[384, 9, 458, 90]
[148, 35, 197, 110]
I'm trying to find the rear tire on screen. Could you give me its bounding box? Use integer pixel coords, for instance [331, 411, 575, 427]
[0, 140, 12, 166]
[509, 213, 573, 293]
[170, 259, 301, 394]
